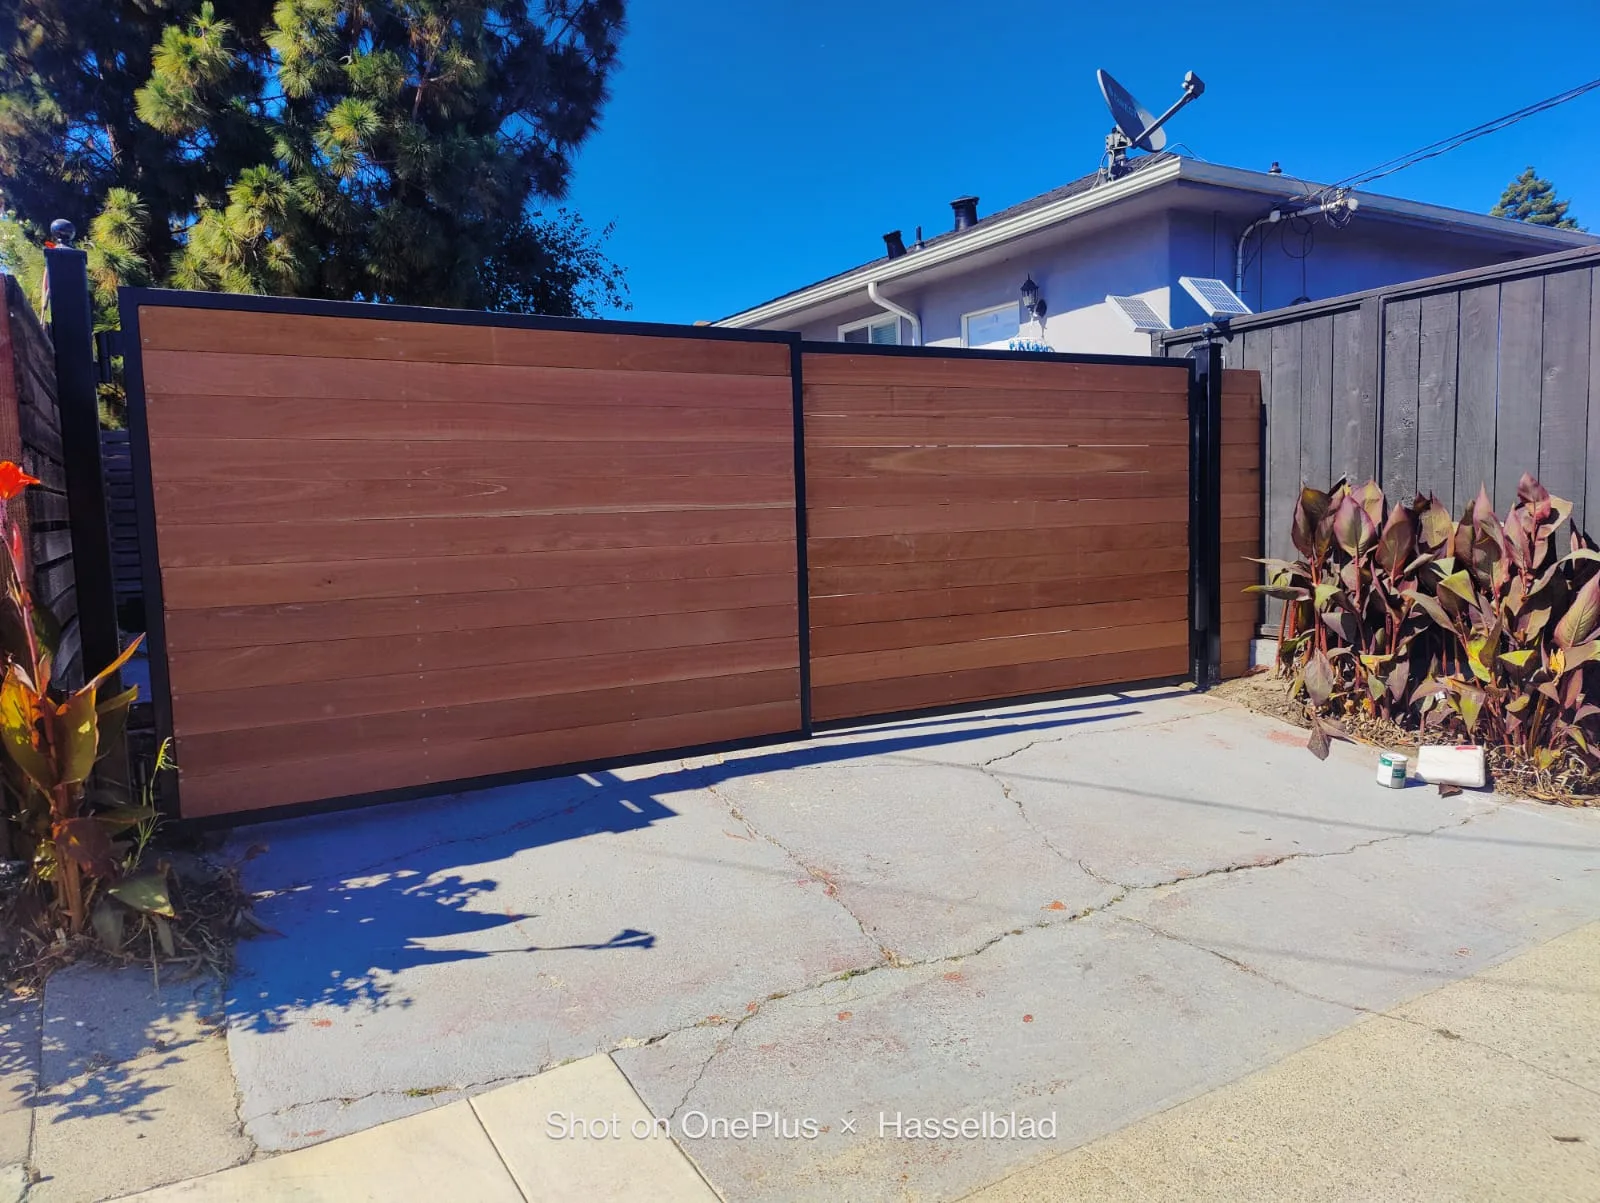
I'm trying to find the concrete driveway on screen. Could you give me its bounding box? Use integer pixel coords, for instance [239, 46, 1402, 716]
[218, 686, 1600, 1202]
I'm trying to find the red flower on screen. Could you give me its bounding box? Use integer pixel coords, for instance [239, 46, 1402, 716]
[0, 462, 40, 501]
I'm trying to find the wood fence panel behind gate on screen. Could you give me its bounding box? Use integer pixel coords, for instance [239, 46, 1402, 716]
[129, 300, 802, 818]
[802, 350, 1196, 722]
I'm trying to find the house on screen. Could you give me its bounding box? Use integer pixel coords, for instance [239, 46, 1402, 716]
[714, 154, 1595, 355]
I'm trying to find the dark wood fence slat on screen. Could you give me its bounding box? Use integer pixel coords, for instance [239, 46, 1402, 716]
[1537, 268, 1591, 518]
[1588, 267, 1600, 533]
[1416, 291, 1461, 510]
[1241, 329, 1279, 627]
[1495, 275, 1545, 512]
[1329, 307, 1367, 484]
[1300, 314, 1334, 491]
[1381, 298, 1422, 499]
[1455, 283, 1501, 510]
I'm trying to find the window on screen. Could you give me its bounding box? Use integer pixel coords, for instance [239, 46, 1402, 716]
[839, 315, 900, 345]
[962, 301, 1021, 348]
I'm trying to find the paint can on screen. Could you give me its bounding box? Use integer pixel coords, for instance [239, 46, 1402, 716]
[1376, 753, 1408, 789]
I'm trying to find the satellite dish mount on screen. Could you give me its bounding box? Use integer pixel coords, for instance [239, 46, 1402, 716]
[1098, 69, 1205, 180]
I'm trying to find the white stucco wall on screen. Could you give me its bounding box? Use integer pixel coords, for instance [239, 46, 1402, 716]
[793, 213, 1173, 356]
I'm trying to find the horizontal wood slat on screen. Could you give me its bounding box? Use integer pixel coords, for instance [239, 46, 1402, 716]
[138, 307, 792, 375]
[178, 701, 800, 817]
[164, 574, 801, 650]
[145, 395, 793, 444]
[137, 303, 802, 816]
[141, 350, 795, 407]
[802, 355, 1189, 392]
[812, 645, 1187, 724]
[803, 351, 1191, 720]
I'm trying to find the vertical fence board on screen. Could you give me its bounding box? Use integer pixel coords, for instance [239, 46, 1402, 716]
[1495, 276, 1544, 512]
[1329, 307, 1370, 484]
[1588, 268, 1600, 534]
[1416, 291, 1461, 509]
[1242, 329, 1279, 628]
[1455, 283, 1501, 510]
[1381, 297, 1422, 499]
[1300, 314, 1334, 490]
[1537, 267, 1591, 517]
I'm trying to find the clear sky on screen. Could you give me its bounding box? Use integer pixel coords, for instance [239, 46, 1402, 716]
[561, 1, 1600, 326]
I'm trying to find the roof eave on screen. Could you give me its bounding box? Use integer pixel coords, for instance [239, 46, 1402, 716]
[714, 157, 1185, 328]
[716, 157, 1597, 330]
[1175, 160, 1597, 249]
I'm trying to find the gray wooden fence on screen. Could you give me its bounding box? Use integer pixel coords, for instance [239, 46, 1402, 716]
[0, 274, 82, 685]
[1158, 242, 1600, 633]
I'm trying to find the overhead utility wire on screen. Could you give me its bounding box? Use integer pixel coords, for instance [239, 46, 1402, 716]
[1319, 77, 1600, 196]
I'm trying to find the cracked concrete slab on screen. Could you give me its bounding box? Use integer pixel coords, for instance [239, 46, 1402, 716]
[705, 758, 1118, 963]
[1113, 799, 1600, 1012]
[28, 967, 251, 1203]
[225, 763, 880, 1151]
[963, 921, 1600, 1203]
[616, 912, 1356, 1203]
[205, 688, 1600, 1198]
[0, 994, 40, 1171]
[955, 703, 1498, 888]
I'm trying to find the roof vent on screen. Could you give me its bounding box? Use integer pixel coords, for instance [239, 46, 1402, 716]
[913, 225, 924, 250]
[950, 196, 979, 231]
[883, 230, 906, 259]
[1268, 161, 1283, 175]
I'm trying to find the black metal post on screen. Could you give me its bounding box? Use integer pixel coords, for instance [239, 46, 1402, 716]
[1189, 338, 1225, 687]
[45, 246, 122, 690]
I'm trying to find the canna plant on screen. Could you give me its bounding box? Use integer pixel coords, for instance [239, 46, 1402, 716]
[1252, 474, 1600, 768]
[0, 461, 148, 935]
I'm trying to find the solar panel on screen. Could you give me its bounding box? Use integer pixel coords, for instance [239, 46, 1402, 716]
[1105, 295, 1172, 333]
[1179, 276, 1253, 319]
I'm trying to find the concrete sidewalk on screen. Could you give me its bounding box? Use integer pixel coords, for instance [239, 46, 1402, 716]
[114, 921, 1600, 1202]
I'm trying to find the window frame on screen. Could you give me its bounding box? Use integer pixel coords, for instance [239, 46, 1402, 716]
[837, 314, 900, 345]
[960, 300, 1023, 349]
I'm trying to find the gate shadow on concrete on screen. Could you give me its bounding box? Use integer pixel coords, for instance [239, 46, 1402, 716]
[224, 692, 1171, 1034]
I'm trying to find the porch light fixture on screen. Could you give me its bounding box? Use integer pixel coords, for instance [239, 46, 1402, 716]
[1020, 275, 1046, 321]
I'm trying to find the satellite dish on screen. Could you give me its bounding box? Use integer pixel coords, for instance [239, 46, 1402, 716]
[1096, 69, 1206, 180]
[1098, 70, 1167, 153]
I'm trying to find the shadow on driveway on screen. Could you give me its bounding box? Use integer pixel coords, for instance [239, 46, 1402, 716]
[225, 692, 1171, 1034]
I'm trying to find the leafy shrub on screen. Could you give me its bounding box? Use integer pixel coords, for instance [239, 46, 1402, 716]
[0, 461, 150, 935]
[1254, 474, 1600, 767]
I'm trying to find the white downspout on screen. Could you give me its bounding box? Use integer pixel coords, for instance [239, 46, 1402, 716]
[867, 280, 921, 346]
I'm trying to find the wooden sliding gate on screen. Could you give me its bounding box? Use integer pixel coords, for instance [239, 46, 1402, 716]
[119, 289, 1258, 820]
[122, 293, 803, 819]
[802, 348, 1196, 722]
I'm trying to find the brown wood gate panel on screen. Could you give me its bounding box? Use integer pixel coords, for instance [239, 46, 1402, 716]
[1220, 368, 1264, 679]
[127, 300, 802, 818]
[802, 350, 1196, 722]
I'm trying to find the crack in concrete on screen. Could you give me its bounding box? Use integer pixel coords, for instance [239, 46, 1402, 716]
[703, 781, 897, 968]
[251, 1072, 529, 1124]
[648, 805, 1517, 1115]
[1119, 911, 1600, 1101]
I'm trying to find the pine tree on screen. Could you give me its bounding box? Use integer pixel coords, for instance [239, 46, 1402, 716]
[1491, 166, 1583, 231]
[0, 0, 627, 315]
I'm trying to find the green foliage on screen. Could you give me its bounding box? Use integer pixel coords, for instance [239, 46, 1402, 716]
[1490, 166, 1583, 231]
[0, 0, 628, 316]
[1257, 476, 1600, 767]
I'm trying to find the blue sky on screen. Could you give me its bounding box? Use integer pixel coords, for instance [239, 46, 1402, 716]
[562, 2, 1600, 325]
